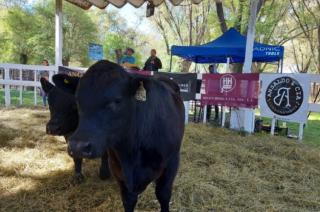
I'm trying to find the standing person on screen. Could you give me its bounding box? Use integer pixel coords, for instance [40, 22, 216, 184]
[207, 64, 219, 121]
[42, 59, 49, 66]
[120, 48, 136, 68]
[208, 64, 217, 74]
[143, 49, 162, 72]
[40, 59, 49, 106]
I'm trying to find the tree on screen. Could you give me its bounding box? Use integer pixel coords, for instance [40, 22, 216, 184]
[34, 1, 98, 66]
[152, 0, 214, 72]
[103, 32, 143, 66]
[4, 6, 39, 64]
[1, 0, 98, 66]
[287, 0, 320, 73]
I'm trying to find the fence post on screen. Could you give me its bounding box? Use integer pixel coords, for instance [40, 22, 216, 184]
[49, 68, 54, 82]
[19, 69, 23, 105]
[4, 68, 11, 107]
[34, 70, 37, 106]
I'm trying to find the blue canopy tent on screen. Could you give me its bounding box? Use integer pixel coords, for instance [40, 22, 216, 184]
[170, 28, 284, 72]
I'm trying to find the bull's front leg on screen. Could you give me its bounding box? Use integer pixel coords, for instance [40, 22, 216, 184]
[155, 155, 180, 212]
[72, 157, 84, 184]
[118, 181, 138, 212]
[99, 151, 111, 180]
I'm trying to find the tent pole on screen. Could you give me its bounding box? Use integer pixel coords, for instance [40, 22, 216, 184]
[55, 0, 63, 67]
[226, 57, 230, 72]
[169, 54, 173, 72]
[230, 0, 258, 134]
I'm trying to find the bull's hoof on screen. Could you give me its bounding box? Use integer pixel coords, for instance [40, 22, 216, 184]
[72, 173, 85, 184]
[99, 168, 111, 180]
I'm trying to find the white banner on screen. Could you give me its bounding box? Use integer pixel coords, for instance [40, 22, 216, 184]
[259, 74, 311, 124]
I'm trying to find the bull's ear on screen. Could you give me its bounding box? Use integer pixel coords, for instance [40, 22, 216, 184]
[130, 77, 148, 101]
[52, 74, 80, 94]
[40, 77, 54, 94]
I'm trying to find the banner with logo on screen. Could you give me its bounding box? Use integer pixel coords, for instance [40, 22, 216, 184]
[154, 72, 197, 101]
[259, 74, 311, 123]
[200, 73, 260, 108]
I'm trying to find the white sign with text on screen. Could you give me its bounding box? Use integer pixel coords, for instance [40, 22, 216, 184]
[259, 74, 311, 124]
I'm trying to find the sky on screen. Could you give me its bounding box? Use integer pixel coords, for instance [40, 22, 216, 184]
[107, 3, 156, 34]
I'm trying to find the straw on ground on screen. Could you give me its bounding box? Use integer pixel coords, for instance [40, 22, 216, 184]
[0, 108, 320, 212]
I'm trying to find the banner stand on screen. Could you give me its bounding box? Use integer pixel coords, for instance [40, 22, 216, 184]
[183, 101, 190, 124]
[203, 105, 207, 123]
[221, 106, 226, 127]
[298, 123, 304, 141]
[271, 118, 276, 136]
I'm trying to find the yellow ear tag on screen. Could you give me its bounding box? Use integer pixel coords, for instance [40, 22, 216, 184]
[135, 81, 146, 101]
[64, 79, 69, 84]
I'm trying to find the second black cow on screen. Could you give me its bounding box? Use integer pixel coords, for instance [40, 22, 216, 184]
[40, 76, 110, 183]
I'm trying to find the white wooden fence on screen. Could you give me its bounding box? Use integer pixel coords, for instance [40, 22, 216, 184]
[0, 63, 57, 107]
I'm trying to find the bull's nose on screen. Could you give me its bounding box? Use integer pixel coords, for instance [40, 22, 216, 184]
[69, 140, 93, 158]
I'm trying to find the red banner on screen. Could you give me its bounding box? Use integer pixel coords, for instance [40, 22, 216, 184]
[201, 73, 260, 108]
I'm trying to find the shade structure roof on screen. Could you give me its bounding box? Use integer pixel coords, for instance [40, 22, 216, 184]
[171, 28, 285, 64]
[65, 0, 202, 9]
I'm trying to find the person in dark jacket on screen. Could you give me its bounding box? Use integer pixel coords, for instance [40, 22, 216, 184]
[207, 64, 219, 121]
[143, 49, 162, 72]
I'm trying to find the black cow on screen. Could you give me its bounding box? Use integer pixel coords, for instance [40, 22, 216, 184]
[59, 60, 184, 212]
[40, 76, 110, 183]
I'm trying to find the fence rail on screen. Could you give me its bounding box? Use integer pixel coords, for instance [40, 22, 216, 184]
[0, 63, 57, 107]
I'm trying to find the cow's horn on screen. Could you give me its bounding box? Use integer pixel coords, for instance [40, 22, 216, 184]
[135, 81, 146, 101]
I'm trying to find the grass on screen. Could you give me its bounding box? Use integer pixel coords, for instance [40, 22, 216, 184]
[1, 108, 320, 211]
[256, 112, 320, 148]
[0, 88, 44, 106]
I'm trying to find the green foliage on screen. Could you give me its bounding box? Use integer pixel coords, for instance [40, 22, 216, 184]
[103, 32, 143, 67]
[3, 6, 39, 64]
[0, 0, 98, 66]
[62, 2, 98, 66]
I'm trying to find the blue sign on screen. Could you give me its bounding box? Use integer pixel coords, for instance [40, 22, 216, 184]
[88, 43, 103, 60]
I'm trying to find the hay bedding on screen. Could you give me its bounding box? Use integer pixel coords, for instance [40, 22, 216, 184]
[0, 108, 320, 212]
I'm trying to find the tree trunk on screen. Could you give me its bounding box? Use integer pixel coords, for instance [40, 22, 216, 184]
[63, 57, 69, 66]
[318, 25, 320, 73]
[189, 3, 193, 45]
[234, 0, 245, 31]
[19, 53, 28, 64]
[215, 0, 227, 33]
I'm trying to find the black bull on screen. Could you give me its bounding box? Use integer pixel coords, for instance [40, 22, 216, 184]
[66, 60, 185, 212]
